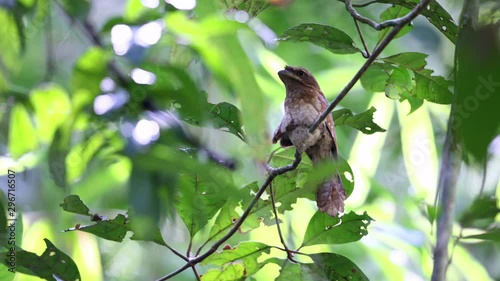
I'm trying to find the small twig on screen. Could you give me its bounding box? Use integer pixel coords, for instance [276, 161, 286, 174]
[446, 228, 463, 271]
[155, 150, 302, 281]
[309, 0, 431, 132]
[352, 18, 370, 58]
[165, 244, 189, 262]
[269, 182, 298, 263]
[191, 266, 201, 281]
[186, 236, 193, 258]
[337, 0, 379, 8]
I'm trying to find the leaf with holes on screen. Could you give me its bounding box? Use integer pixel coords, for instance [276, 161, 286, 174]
[269, 253, 369, 281]
[378, 5, 413, 42]
[75, 214, 129, 242]
[332, 107, 386, 134]
[201, 242, 271, 278]
[175, 168, 234, 237]
[382, 52, 453, 104]
[219, 0, 271, 17]
[301, 211, 372, 247]
[374, 0, 457, 43]
[208, 102, 245, 141]
[279, 23, 361, 54]
[0, 239, 81, 281]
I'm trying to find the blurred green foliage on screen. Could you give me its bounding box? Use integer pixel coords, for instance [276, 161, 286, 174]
[0, 0, 499, 280]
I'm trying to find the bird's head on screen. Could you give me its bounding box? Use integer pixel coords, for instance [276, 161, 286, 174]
[278, 66, 321, 95]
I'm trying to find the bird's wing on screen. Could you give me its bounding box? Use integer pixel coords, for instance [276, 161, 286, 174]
[316, 92, 338, 157]
[272, 114, 293, 147]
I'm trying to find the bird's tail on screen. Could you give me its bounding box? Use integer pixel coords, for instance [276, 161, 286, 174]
[316, 173, 346, 217]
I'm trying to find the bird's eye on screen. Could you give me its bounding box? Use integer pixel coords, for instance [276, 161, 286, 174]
[296, 70, 305, 76]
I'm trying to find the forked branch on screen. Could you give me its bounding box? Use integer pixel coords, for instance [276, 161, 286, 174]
[309, 0, 431, 132]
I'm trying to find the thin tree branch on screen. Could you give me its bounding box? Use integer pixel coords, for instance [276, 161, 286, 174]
[309, 0, 431, 132]
[352, 18, 370, 58]
[344, 0, 425, 30]
[191, 266, 201, 281]
[337, 0, 379, 8]
[155, 150, 302, 281]
[269, 182, 298, 263]
[164, 243, 189, 262]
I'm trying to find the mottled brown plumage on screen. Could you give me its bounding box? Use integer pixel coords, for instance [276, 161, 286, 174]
[273, 66, 346, 217]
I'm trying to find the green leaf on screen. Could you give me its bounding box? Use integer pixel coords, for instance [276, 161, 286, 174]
[165, 13, 267, 155]
[207, 102, 245, 141]
[219, 0, 270, 17]
[8, 104, 38, 159]
[360, 62, 394, 92]
[0, 239, 81, 281]
[0, 9, 21, 71]
[201, 242, 271, 277]
[385, 67, 423, 113]
[29, 84, 71, 143]
[71, 47, 112, 95]
[462, 228, 500, 242]
[270, 253, 368, 281]
[332, 107, 386, 134]
[459, 195, 500, 228]
[382, 52, 453, 104]
[76, 214, 129, 242]
[374, 0, 457, 43]
[48, 126, 71, 188]
[208, 200, 240, 242]
[59, 195, 91, 216]
[59, 0, 90, 21]
[301, 211, 372, 247]
[378, 6, 413, 42]
[279, 23, 361, 54]
[201, 264, 245, 281]
[385, 67, 412, 99]
[175, 168, 234, 237]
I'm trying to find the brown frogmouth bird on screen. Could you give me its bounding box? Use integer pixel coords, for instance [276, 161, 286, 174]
[273, 66, 346, 217]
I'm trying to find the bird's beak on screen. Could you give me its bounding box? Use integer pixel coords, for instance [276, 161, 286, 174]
[278, 68, 300, 82]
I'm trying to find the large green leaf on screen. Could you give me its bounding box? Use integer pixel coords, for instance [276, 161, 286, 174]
[175, 169, 233, 237]
[208, 102, 245, 141]
[0, 239, 80, 281]
[71, 47, 112, 95]
[382, 52, 453, 104]
[459, 196, 500, 228]
[360, 62, 394, 92]
[279, 23, 361, 54]
[332, 107, 386, 134]
[385, 67, 423, 113]
[301, 211, 372, 247]
[29, 84, 71, 143]
[201, 242, 271, 277]
[270, 253, 369, 281]
[8, 104, 38, 159]
[0, 9, 21, 71]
